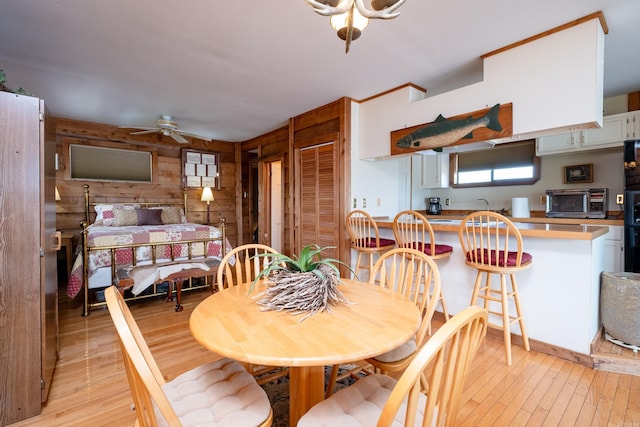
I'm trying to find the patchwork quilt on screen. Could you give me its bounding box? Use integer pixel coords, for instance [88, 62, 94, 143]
[67, 223, 229, 298]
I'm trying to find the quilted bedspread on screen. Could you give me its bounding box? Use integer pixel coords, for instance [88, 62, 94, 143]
[67, 223, 229, 298]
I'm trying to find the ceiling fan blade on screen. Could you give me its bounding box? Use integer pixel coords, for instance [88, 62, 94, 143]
[118, 125, 155, 130]
[170, 131, 188, 144]
[129, 129, 160, 135]
[177, 130, 212, 141]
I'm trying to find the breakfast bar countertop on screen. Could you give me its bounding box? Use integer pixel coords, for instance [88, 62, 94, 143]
[376, 213, 619, 241]
[370, 211, 619, 358]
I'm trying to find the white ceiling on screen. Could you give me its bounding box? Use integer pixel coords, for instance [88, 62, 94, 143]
[1, 0, 639, 142]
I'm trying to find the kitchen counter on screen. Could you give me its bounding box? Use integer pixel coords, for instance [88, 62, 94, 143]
[376, 218, 610, 241]
[360, 212, 621, 361]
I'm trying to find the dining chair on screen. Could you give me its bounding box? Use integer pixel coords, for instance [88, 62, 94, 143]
[104, 286, 273, 427]
[326, 248, 442, 397]
[216, 243, 279, 291]
[346, 209, 395, 280]
[299, 306, 488, 427]
[458, 210, 533, 366]
[393, 209, 453, 320]
[216, 243, 288, 383]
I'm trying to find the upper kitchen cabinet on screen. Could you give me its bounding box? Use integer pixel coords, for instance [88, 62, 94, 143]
[420, 153, 450, 188]
[536, 111, 640, 155]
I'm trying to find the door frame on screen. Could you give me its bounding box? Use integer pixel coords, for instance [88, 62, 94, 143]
[257, 154, 285, 247]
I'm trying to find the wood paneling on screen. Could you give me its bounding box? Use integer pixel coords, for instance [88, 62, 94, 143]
[629, 91, 640, 112]
[240, 98, 351, 268]
[54, 119, 240, 246]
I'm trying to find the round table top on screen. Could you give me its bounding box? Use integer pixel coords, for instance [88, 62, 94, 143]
[189, 278, 421, 367]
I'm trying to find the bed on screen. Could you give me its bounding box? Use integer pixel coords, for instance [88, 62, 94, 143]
[67, 185, 231, 316]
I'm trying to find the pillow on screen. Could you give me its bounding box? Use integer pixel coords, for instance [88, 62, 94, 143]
[160, 207, 183, 224]
[112, 208, 138, 226]
[94, 203, 139, 226]
[135, 208, 164, 226]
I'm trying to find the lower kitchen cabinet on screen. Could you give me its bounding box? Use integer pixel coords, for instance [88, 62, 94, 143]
[603, 225, 624, 273]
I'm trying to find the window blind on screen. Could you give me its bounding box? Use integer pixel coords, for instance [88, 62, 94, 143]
[457, 140, 535, 172]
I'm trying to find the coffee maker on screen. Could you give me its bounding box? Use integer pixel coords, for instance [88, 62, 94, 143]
[428, 197, 442, 215]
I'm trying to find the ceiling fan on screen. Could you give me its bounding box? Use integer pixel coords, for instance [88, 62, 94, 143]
[120, 115, 211, 143]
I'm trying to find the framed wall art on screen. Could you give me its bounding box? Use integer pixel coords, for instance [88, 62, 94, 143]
[563, 163, 593, 184]
[181, 148, 220, 189]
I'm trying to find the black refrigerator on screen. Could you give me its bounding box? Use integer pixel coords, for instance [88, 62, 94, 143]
[624, 139, 640, 272]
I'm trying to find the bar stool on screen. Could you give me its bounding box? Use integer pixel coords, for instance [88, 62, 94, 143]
[345, 210, 395, 280]
[393, 210, 453, 320]
[458, 211, 532, 365]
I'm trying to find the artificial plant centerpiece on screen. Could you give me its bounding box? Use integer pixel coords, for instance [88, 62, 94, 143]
[251, 244, 353, 321]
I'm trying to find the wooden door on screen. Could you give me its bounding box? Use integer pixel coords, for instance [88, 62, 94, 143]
[297, 142, 339, 259]
[0, 92, 57, 423]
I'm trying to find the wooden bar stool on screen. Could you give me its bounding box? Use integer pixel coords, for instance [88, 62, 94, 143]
[458, 211, 532, 365]
[393, 210, 453, 320]
[345, 210, 395, 280]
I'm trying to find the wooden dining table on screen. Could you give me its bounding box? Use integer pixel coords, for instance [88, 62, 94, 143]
[189, 278, 421, 426]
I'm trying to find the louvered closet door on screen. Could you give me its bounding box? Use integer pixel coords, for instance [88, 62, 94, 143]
[299, 142, 338, 259]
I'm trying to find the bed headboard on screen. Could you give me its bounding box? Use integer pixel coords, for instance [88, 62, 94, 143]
[82, 184, 188, 225]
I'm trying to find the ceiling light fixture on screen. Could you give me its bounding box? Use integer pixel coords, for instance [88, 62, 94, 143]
[305, 0, 407, 53]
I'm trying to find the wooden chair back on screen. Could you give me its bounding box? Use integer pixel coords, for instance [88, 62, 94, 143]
[378, 306, 488, 427]
[393, 210, 436, 250]
[370, 248, 442, 347]
[104, 286, 181, 427]
[458, 210, 531, 273]
[346, 209, 386, 250]
[393, 210, 452, 260]
[216, 244, 278, 290]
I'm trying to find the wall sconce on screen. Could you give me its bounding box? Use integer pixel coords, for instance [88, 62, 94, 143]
[200, 186, 214, 225]
[55, 186, 61, 201]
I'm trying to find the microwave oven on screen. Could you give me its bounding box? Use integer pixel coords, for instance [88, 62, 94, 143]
[545, 188, 608, 219]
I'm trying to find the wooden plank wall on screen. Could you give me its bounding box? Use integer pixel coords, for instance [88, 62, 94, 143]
[241, 97, 351, 269]
[53, 118, 239, 246]
[291, 98, 351, 272]
[242, 126, 290, 251]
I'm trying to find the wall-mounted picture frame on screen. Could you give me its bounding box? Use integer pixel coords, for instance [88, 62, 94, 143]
[181, 148, 220, 189]
[563, 163, 593, 184]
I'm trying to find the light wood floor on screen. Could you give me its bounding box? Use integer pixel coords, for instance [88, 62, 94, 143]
[8, 288, 640, 427]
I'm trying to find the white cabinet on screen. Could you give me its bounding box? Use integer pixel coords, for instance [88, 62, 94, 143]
[536, 112, 640, 155]
[536, 132, 580, 155]
[583, 112, 639, 149]
[420, 153, 449, 188]
[603, 225, 624, 273]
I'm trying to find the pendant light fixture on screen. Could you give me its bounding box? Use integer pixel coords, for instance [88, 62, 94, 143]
[305, 0, 407, 53]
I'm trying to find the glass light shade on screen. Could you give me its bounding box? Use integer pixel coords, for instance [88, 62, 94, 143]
[200, 186, 214, 203]
[55, 186, 61, 201]
[330, 8, 369, 32]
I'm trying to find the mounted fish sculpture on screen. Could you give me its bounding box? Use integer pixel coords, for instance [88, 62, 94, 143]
[396, 103, 503, 151]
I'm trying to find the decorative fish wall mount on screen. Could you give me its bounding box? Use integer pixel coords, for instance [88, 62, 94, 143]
[390, 103, 513, 156]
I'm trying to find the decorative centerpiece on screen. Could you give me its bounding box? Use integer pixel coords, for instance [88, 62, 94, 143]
[251, 244, 352, 321]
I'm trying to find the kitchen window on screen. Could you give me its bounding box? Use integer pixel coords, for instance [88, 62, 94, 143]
[451, 140, 540, 187]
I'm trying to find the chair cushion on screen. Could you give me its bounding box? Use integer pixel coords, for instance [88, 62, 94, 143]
[156, 358, 272, 427]
[297, 373, 426, 426]
[372, 338, 417, 363]
[411, 242, 453, 256]
[466, 249, 533, 267]
[355, 238, 395, 249]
